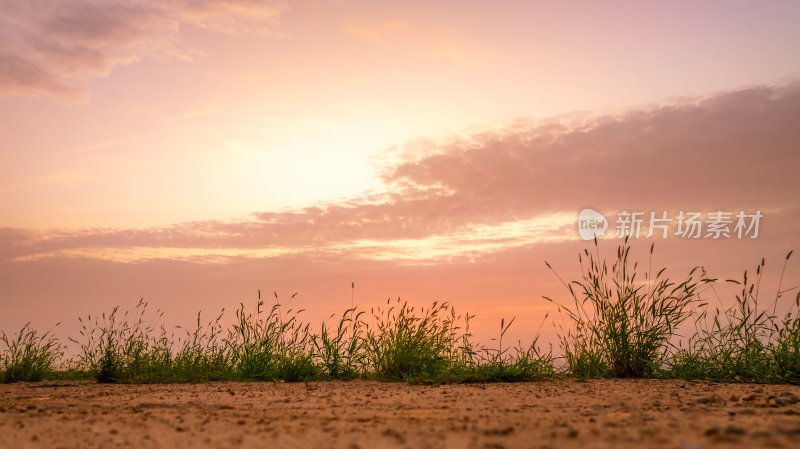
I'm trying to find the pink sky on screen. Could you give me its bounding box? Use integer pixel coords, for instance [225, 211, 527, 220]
[1, 0, 799, 347]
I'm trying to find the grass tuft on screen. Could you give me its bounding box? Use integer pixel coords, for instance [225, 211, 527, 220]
[312, 307, 367, 379]
[365, 299, 459, 381]
[667, 251, 800, 383]
[0, 323, 62, 382]
[230, 292, 316, 382]
[545, 238, 714, 378]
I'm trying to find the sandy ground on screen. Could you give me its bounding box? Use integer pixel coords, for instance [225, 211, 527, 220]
[0, 380, 799, 449]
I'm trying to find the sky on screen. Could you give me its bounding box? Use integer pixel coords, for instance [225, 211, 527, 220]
[1, 0, 799, 347]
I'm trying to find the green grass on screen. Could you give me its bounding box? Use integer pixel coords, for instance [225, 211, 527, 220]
[666, 252, 800, 383]
[230, 292, 316, 382]
[364, 299, 459, 381]
[545, 238, 714, 378]
[0, 323, 63, 382]
[311, 307, 367, 379]
[50, 294, 552, 384]
[545, 239, 799, 383]
[1, 242, 797, 384]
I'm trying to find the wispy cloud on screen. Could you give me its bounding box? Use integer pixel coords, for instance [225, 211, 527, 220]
[0, 0, 286, 98]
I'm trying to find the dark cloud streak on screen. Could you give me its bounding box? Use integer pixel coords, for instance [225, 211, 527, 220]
[0, 0, 285, 97]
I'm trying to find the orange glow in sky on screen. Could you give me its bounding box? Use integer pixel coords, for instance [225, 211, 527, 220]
[1, 0, 799, 344]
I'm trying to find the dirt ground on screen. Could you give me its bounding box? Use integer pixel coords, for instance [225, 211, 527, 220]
[1, 379, 799, 449]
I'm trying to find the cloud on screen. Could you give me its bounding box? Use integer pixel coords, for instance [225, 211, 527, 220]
[0, 50, 76, 96]
[0, 0, 286, 97]
[385, 84, 800, 216]
[1, 82, 798, 262]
